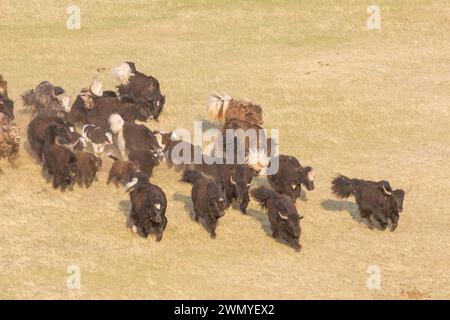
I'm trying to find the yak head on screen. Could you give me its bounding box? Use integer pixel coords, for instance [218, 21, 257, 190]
[51, 86, 71, 113]
[140, 196, 165, 237]
[71, 132, 87, 151]
[123, 96, 152, 122]
[389, 189, 405, 213]
[378, 181, 405, 213]
[298, 166, 315, 191]
[230, 165, 254, 205]
[152, 92, 166, 119]
[276, 197, 303, 239]
[48, 123, 81, 151]
[207, 182, 226, 218]
[0, 98, 14, 120]
[139, 94, 164, 120]
[146, 198, 165, 225]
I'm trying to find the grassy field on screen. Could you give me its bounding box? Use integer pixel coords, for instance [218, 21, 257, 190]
[0, 0, 449, 299]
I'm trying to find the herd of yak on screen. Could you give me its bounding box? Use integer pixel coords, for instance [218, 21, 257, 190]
[0, 62, 406, 251]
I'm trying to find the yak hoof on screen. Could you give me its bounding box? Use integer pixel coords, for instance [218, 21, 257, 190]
[131, 225, 138, 233]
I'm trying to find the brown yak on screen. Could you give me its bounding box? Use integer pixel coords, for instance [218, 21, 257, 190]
[207, 91, 263, 127]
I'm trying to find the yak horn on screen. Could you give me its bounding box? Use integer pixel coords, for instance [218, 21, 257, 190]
[406, 184, 413, 194]
[211, 89, 222, 99]
[56, 137, 80, 151]
[382, 185, 392, 195]
[230, 176, 236, 185]
[278, 211, 289, 220]
[81, 124, 95, 139]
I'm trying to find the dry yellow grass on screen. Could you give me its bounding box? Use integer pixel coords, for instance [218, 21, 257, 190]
[0, 0, 449, 299]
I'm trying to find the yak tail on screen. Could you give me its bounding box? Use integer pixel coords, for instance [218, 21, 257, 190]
[107, 153, 120, 161]
[207, 91, 232, 122]
[250, 186, 277, 210]
[331, 174, 361, 199]
[112, 62, 133, 85]
[180, 170, 204, 185]
[21, 89, 36, 108]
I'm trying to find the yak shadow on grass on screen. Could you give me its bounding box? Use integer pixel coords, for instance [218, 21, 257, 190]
[119, 200, 132, 229]
[321, 199, 373, 229]
[246, 208, 272, 237]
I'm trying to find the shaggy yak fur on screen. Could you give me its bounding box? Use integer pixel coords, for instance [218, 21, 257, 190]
[106, 154, 140, 186]
[113, 62, 165, 120]
[74, 150, 102, 188]
[0, 74, 8, 98]
[22, 81, 70, 117]
[331, 174, 405, 231]
[193, 162, 257, 214]
[108, 113, 161, 160]
[42, 125, 78, 191]
[181, 170, 226, 238]
[128, 149, 160, 177]
[0, 114, 20, 172]
[0, 97, 14, 120]
[207, 92, 263, 126]
[251, 186, 303, 251]
[27, 114, 80, 160]
[267, 154, 315, 203]
[127, 173, 168, 241]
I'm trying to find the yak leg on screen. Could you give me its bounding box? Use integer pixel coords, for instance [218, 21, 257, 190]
[205, 216, 217, 239]
[106, 171, 115, 185]
[192, 208, 199, 222]
[373, 210, 388, 230]
[360, 209, 374, 229]
[291, 238, 302, 252]
[239, 193, 250, 214]
[390, 212, 399, 232]
[155, 218, 167, 242]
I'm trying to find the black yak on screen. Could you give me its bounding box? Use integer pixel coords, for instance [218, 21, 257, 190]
[331, 174, 405, 231]
[251, 186, 303, 251]
[108, 113, 161, 160]
[181, 170, 226, 238]
[27, 114, 81, 160]
[193, 162, 256, 214]
[22, 81, 70, 117]
[267, 154, 315, 203]
[127, 173, 168, 241]
[113, 62, 165, 120]
[42, 125, 78, 191]
[0, 97, 15, 120]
